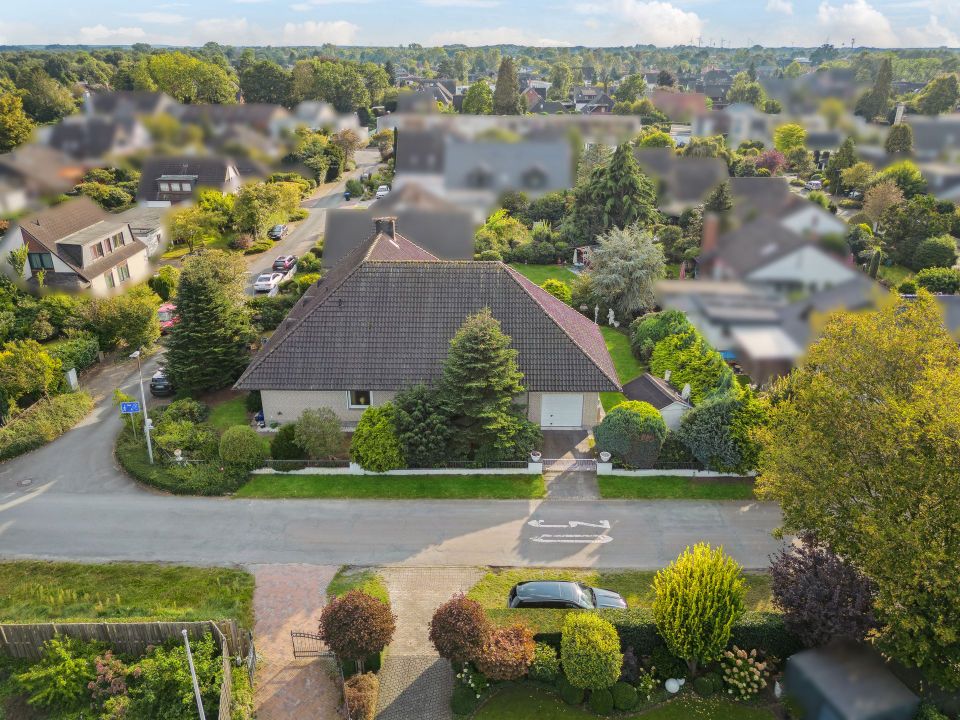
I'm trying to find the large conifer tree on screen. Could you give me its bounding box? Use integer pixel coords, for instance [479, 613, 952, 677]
[492, 56, 522, 115]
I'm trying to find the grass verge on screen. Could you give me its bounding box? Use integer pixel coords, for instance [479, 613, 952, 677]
[508, 263, 576, 287]
[0, 561, 254, 627]
[471, 685, 776, 720]
[208, 395, 251, 433]
[327, 566, 390, 605]
[598, 475, 756, 500]
[235, 473, 546, 499]
[468, 567, 773, 634]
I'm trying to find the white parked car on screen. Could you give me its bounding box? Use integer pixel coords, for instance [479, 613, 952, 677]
[375, 185, 390, 199]
[253, 272, 284, 293]
[804, 180, 823, 191]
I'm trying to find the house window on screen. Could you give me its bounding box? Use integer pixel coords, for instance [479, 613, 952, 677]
[91, 242, 105, 260]
[113, 232, 125, 248]
[27, 252, 54, 271]
[181, 182, 191, 192]
[347, 390, 371, 409]
[105, 271, 115, 289]
[117, 263, 131, 282]
[105, 237, 113, 253]
[159, 182, 170, 192]
[522, 167, 547, 190]
[169, 182, 181, 192]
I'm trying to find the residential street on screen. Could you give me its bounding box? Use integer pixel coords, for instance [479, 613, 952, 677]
[244, 148, 380, 294]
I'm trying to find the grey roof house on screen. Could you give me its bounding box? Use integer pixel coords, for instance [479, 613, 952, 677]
[136, 156, 243, 206]
[236, 217, 619, 429]
[634, 147, 729, 216]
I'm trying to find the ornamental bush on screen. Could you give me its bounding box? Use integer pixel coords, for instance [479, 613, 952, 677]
[720, 646, 771, 700]
[160, 398, 210, 424]
[318, 590, 396, 666]
[475, 624, 535, 680]
[653, 543, 746, 675]
[915, 267, 960, 294]
[557, 677, 585, 705]
[429, 594, 491, 665]
[48, 332, 99, 372]
[343, 672, 379, 720]
[612, 681, 638, 711]
[269, 423, 306, 469]
[15, 636, 97, 714]
[129, 633, 222, 718]
[629, 309, 692, 361]
[294, 407, 344, 460]
[560, 613, 623, 690]
[676, 390, 765, 473]
[594, 400, 666, 468]
[912, 234, 958, 270]
[218, 425, 266, 470]
[539, 278, 572, 305]
[649, 329, 734, 403]
[588, 687, 614, 715]
[350, 403, 406, 472]
[529, 642, 560, 683]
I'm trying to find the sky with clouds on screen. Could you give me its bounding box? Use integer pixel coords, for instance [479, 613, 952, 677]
[0, 0, 957, 49]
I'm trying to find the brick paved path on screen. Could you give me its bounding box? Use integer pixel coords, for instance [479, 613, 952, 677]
[251, 564, 340, 720]
[375, 567, 484, 720]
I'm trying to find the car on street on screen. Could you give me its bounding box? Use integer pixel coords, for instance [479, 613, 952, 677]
[149, 368, 175, 397]
[253, 272, 285, 293]
[375, 185, 390, 199]
[272, 255, 297, 272]
[157, 303, 178, 334]
[267, 224, 288, 240]
[847, 190, 863, 200]
[804, 180, 823, 191]
[508, 581, 627, 609]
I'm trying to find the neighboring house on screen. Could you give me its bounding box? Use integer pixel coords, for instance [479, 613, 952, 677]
[779, 203, 848, 238]
[1, 197, 150, 294]
[176, 103, 290, 140]
[693, 103, 775, 148]
[0, 181, 28, 215]
[581, 93, 615, 115]
[288, 101, 367, 140]
[652, 90, 708, 122]
[729, 176, 799, 223]
[572, 86, 603, 111]
[905, 114, 960, 162]
[622, 372, 692, 430]
[47, 115, 151, 161]
[919, 162, 960, 202]
[698, 214, 859, 294]
[522, 87, 543, 112]
[393, 129, 449, 195]
[322, 183, 474, 269]
[115, 205, 168, 256]
[0, 145, 86, 202]
[136, 156, 243, 206]
[235, 217, 620, 429]
[84, 91, 177, 118]
[529, 99, 570, 114]
[444, 136, 572, 199]
[634, 147, 729, 216]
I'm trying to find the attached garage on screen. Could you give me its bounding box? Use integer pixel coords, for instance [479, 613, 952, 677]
[540, 393, 584, 428]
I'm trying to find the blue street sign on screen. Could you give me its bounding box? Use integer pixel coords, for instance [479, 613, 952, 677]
[120, 401, 141, 414]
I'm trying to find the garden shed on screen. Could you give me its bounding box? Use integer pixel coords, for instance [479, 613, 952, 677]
[784, 641, 919, 720]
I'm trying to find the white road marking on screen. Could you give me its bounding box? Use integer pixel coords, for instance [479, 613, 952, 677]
[527, 520, 610, 529]
[530, 534, 613, 544]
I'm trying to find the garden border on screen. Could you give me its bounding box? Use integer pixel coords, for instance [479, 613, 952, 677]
[597, 463, 755, 478]
[252, 462, 544, 476]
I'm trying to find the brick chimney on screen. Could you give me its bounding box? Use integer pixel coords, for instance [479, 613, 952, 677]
[373, 216, 396, 238]
[701, 212, 720, 255]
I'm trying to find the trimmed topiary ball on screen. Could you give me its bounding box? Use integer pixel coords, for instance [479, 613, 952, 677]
[558, 677, 585, 706]
[588, 688, 614, 715]
[612, 681, 638, 711]
[693, 675, 715, 697]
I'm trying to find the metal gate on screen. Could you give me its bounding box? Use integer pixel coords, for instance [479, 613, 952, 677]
[290, 631, 330, 659]
[541, 458, 597, 472]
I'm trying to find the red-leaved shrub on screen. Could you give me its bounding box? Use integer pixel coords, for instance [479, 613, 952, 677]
[319, 590, 396, 664]
[428, 593, 490, 665]
[475, 624, 535, 680]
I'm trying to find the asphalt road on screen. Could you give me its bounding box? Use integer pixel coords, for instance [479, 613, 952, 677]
[245, 148, 381, 294]
[0, 354, 784, 570]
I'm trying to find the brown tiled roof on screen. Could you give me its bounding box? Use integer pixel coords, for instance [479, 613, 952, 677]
[18, 197, 107, 248]
[236, 227, 619, 393]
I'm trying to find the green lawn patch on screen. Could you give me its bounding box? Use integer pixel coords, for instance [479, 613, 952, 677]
[327, 566, 390, 605]
[160, 234, 233, 260]
[598, 475, 756, 501]
[208, 396, 250, 432]
[599, 326, 644, 384]
[0, 561, 254, 627]
[471, 684, 776, 719]
[508, 263, 576, 287]
[600, 391, 628, 412]
[877, 263, 913, 288]
[469, 567, 773, 634]
[235, 473, 546, 499]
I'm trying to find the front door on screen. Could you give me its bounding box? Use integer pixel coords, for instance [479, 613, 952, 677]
[540, 393, 584, 428]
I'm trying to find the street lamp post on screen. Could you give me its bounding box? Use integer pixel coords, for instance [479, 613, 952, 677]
[129, 349, 154, 465]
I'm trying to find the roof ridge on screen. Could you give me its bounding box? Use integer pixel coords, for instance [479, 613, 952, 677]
[503, 265, 621, 390]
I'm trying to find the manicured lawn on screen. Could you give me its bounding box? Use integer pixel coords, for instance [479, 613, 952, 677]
[600, 391, 628, 412]
[469, 567, 774, 633]
[509, 263, 576, 287]
[160, 234, 233, 260]
[471, 685, 777, 719]
[208, 395, 250, 432]
[598, 475, 756, 500]
[598, 325, 645, 412]
[327, 566, 390, 605]
[0, 561, 255, 627]
[235, 473, 546, 499]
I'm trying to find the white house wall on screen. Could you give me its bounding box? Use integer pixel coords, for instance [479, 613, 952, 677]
[660, 402, 691, 431]
[747, 245, 856, 292]
[780, 206, 847, 238]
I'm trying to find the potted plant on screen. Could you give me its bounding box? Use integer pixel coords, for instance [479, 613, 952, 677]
[530, 450, 542, 462]
[599, 451, 611, 462]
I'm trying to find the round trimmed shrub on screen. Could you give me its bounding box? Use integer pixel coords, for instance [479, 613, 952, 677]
[318, 590, 396, 665]
[349, 403, 406, 472]
[557, 677, 585, 706]
[475, 624, 535, 681]
[594, 400, 666, 468]
[539, 278, 572, 305]
[612, 681, 638, 711]
[898, 279, 917, 294]
[560, 613, 623, 690]
[915, 267, 960, 294]
[588, 688, 614, 715]
[476, 249, 502, 261]
[912, 234, 958, 270]
[693, 675, 715, 697]
[451, 683, 480, 715]
[429, 594, 490, 665]
[529, 642, 560, 683]
[219, 425, 266, 470]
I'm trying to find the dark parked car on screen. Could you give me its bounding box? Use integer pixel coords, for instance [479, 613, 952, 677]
[149, 369, 175, 397]
[508, 581, 626, 609]
[272, 255, 297, 272]
[267, 224, 288, 240]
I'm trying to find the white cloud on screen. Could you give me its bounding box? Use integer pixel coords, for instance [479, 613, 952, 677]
[900, 15, 960, 47]
[76, 25, 149, 43]
[574, 1, 703, 46]
[234, 0, 270, 3]
[429, 26, 571, 46]
[765, 0, 793, 15]
[191, 17, 255, 44]
[281, 20, 359, 44]
[421, 0, 501, 7]
[816, 0, 898, 47]
[122, 12, 187, 24]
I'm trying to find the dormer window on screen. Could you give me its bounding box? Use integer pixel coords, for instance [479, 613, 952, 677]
[159, 182, 170, 192]
[467, 166, 493, 189]
[522, 167, 547, 190]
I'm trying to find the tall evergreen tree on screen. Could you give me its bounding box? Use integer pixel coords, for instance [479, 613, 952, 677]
[855, 57, 892, 121]
[825, 137, 856, 194]
[493, 56, 522, 115]
[704, 180, 733, 214]
[166, 251, 254, 394]
[885, 124, 913, 154]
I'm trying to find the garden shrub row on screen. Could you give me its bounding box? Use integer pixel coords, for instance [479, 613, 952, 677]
[0, 391, 94, 461]
[533, 609, 802, 662]
[47, 332, 100, 372]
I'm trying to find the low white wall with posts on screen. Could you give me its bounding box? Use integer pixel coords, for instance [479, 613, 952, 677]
[596, 463, 755, 479]
[252, 462, 543, 476]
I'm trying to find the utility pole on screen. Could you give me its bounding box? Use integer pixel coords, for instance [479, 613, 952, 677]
[182, 630, 207, 720]
[129, 349, 153, 464]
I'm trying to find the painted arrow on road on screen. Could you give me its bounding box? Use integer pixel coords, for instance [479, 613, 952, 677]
[527, 520, 610, 529]
[529, 534, 613, 544]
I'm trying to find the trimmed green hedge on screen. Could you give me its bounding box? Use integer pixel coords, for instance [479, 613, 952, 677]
[0, 392, 94, 461]
[534, 609, 801, 660]
[47, 333, 100, 372]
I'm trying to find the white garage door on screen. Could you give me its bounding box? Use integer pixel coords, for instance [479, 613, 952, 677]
[540, 393, 584, 428]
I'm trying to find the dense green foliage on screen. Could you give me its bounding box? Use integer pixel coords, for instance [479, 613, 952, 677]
[629, 310, 692, 362]
[350, 403, 406, 472]
[650, 329, 734, 404]
[218, 425, 267, 470]
[915, 267, 960, 294]
[594, 400, 666, 468]
[392, 383, 452, 468]
[0, 391, 93, 461]
[560, 613, 623, 690]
